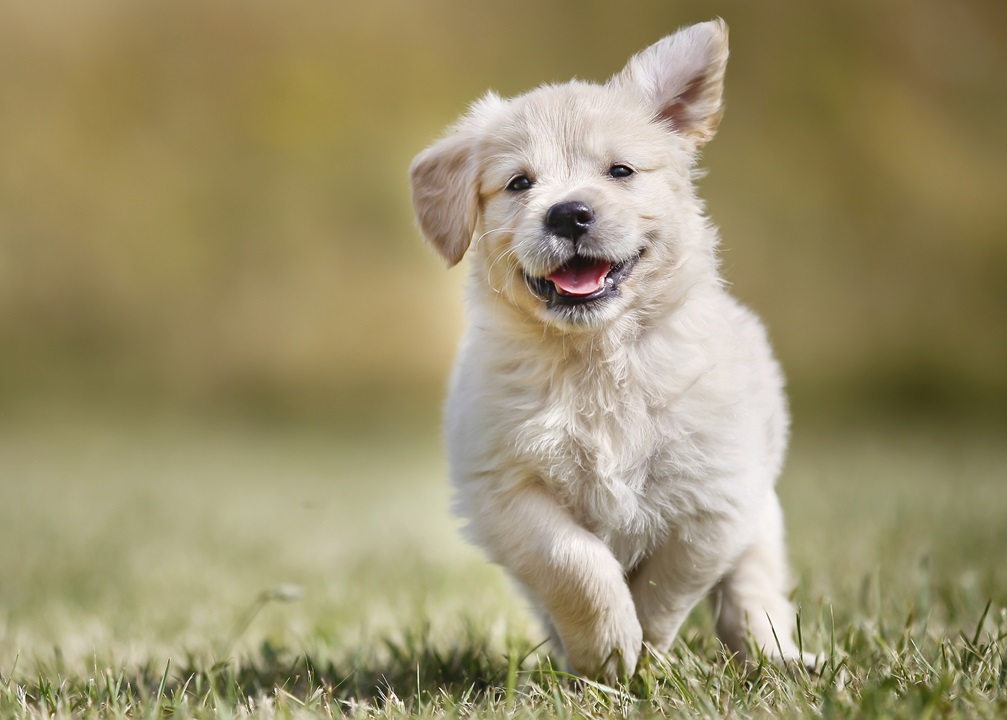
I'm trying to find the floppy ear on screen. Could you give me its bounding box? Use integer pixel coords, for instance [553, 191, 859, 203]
[409, 126, 480, 267]
[616, 19, 729, 146]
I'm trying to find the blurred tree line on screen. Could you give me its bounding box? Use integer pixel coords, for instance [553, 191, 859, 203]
[0, 0, 1004, 424]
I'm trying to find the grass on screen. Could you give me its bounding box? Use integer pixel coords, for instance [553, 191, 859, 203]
[0, 414, 1005, 718]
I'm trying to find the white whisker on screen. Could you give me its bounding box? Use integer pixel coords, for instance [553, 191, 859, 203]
[484, 245, 520, 297]
[475, 226, 518, 246]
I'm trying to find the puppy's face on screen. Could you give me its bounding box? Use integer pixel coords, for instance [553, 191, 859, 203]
[472, 85, 697, 329]
[411, 20, 729, 331]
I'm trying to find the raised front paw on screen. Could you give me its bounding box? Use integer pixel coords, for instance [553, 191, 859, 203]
[562, 607, 643, 684]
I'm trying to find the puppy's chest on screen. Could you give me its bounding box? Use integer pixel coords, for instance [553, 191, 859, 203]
[515, 385, 703, 546]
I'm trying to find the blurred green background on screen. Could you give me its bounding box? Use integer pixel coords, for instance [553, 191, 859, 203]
[1, 0, 1005, 426]
[2, 5, 1006, 710]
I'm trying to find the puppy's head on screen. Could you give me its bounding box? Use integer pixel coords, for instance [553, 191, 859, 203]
[410, 20, 729, 332]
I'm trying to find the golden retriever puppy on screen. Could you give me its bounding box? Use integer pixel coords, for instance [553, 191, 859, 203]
[410, 19, 812, 682]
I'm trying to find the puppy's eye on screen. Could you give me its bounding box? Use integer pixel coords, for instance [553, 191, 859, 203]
[608, 164, 635, 179]
[506, 175, 533, 192]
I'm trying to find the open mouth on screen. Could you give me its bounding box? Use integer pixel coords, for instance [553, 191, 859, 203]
[525, 251, 643, 308]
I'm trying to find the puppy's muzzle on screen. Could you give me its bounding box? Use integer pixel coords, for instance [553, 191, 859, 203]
[524, 199, 643, 317]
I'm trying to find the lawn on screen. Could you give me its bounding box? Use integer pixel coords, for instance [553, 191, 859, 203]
[1, 414, 1004, 718]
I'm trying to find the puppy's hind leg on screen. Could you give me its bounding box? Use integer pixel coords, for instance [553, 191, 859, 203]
[713, 490, 819, 671]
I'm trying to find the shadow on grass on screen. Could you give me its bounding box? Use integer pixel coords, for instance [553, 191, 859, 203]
[14, 637, 523, 716]
[229, 637, 512, 704]
[92, 634, 531, 712]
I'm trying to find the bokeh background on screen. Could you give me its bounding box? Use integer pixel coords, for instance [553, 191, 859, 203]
[1, 0, 1004, 429]
[2, 4, 1007, 705]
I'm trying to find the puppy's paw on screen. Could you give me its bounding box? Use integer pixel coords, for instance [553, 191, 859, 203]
[777, 650, 850, 691]
[564, 610, 643, 684]
[730, 640, 824, 679]
[796, 650, 826, 675]
[772, 649, 825, 676]
[753, 648, 827, 680]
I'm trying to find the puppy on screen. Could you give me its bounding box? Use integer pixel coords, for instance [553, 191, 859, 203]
[410, 19, 811, 682]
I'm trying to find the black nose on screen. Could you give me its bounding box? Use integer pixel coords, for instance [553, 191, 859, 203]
[545, 201, 595, 241]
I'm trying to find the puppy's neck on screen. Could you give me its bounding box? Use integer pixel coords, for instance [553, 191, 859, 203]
[475, 288, 715, 370]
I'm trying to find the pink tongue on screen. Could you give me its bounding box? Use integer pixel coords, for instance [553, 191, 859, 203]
[547, 259, 612, 296]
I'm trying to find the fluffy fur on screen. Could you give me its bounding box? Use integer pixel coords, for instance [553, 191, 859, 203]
[410, 19, 813, 682]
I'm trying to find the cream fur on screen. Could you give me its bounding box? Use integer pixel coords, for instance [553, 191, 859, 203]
[410, 19, 813, 682]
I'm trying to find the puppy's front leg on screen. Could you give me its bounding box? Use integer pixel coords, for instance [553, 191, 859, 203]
[471, 482, 642, 681]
